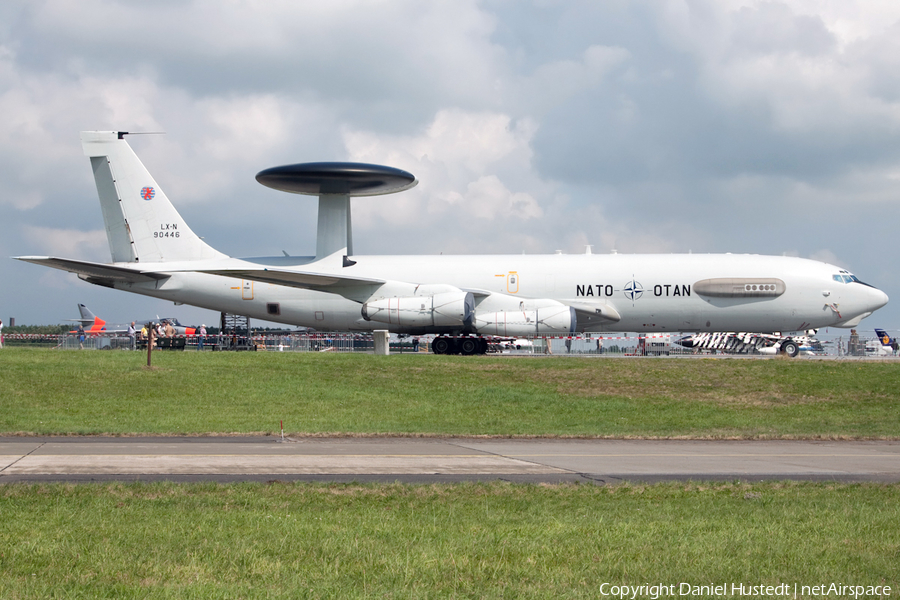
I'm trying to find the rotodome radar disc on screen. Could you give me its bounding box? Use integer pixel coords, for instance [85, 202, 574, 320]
[255, 162, 417, 196]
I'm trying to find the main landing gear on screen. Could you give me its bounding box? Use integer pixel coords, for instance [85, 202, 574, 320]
[431, 336, 489, 355]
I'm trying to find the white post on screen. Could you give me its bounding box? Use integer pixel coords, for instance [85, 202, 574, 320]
[373, 330, 390, 355]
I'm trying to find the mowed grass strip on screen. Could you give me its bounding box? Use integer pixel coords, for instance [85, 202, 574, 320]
[1, 348, 898, 437]
[0, 481, 898, 599]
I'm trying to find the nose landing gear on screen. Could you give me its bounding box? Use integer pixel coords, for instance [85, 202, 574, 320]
[780, 340, 800, 358]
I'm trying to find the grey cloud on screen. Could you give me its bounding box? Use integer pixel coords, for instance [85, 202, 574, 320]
[12, 1, 505, 131]
[3, 0, 900, 327]
[525, 1, 900, 199]
[729, 2, 836, 57]
[848, 20, 900, 103]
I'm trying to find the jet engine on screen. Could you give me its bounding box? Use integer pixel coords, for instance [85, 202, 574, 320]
[361, 291, 474, 328]
[473, 304, 576, 336]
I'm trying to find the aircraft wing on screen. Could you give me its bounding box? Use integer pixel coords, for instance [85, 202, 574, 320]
[199, 267, 384, 290]
[14, 257, 168, 283]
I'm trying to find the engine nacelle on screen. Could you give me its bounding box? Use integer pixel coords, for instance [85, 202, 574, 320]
[473, 305, 576, 336]
[362, 291, 474, 328]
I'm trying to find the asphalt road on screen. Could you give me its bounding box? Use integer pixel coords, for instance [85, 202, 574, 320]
[1, 437, 899, 484]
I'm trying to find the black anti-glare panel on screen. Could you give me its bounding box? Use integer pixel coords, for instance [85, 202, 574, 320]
[255, 162, 417, 196]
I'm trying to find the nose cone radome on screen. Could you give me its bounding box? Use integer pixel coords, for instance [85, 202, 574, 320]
[871, 288, 889, 311]
[855, 284, 889, 315]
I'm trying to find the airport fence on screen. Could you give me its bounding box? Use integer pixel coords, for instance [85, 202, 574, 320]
[2, 332, 894, 357]
[252, 332, 373, 353]
[538, 333, 896, 357]
[1, 333, 67, 349]
[4, 332, 377, 353]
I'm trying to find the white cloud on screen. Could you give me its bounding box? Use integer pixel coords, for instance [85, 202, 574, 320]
[662, 1, 900, 135]
[808, 248, 843, 267]
[440, 175, 542, 221]
[519, 45, 631, 115]
[345, 109, 536, 174]
[21, 226, 107, 258]
[199, 95, 295, 161]
[342, 109, 545, 240]
[744, 0, 900, 49]
[5, 190, 42, 211]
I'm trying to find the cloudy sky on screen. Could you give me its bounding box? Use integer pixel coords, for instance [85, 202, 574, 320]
[2, 0, 900, 330]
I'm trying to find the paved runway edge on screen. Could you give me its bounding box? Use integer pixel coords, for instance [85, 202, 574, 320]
[2, 437, 899, 484]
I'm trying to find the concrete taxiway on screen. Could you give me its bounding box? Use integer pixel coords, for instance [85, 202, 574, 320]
[1, 437, 899, 484]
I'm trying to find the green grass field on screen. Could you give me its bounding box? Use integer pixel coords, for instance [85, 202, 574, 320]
[0, 348, 898, 437]
[1, 481, 898, 599]
[3, 349, 898, 598]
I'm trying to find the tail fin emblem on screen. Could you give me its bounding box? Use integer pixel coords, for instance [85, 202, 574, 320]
[140, 186, 155, 201]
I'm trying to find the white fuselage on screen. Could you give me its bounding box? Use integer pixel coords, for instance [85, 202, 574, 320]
[105, 252, 888, 334]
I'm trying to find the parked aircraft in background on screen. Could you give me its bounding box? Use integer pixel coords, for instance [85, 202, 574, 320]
[67, 303, 115, 334]
[867, 328, 898, 356]
[494, 338, 535, 352]
[675, 331, 825, 357]
[15, 131, 889, 355]
[68, 304, 196, 336]
[756, 333, 826, 357]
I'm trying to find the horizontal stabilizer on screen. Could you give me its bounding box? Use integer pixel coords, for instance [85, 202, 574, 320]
[14, 256, 168, 283]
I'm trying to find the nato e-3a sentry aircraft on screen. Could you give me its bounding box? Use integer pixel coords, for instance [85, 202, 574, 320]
[15, 131, 889, 355]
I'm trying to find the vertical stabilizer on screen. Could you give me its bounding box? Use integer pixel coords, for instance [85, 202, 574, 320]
[81, 131, 226, 263]
[74, 304, 105, 331]
[77, 303, 96, 322]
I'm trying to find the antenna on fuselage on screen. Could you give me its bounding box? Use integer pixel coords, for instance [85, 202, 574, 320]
[116, 131, 166, 139]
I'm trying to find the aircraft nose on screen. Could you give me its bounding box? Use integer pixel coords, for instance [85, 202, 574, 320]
[872, 288, 889, 311]
[860, 285, 889, 312]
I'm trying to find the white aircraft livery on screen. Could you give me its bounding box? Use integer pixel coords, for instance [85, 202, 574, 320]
[15, 131, 889, 355]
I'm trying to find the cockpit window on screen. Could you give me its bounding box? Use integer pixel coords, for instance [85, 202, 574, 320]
[833, 274, 861, 284]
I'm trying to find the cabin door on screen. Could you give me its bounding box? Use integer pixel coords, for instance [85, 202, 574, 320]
[507, 272, 519, 294]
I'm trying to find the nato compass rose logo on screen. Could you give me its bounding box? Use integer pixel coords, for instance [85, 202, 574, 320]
[623, 279, 644, 303]
[140, 186, 155, 201]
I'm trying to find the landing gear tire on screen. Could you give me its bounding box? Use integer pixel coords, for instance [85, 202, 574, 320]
[432, 337, 452, 355]
[459, 338, 479, 355]
[781, 340, 800, 358]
